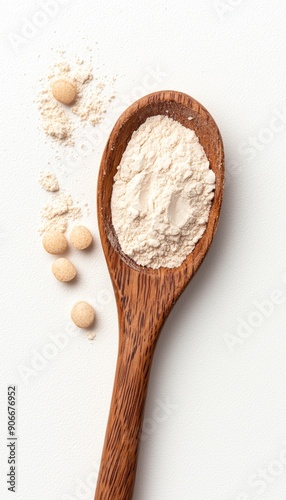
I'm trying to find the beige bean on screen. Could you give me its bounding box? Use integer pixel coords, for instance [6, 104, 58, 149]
[52, 258, 76, 282]
[70, 225, 93, 250]
[51, 78, 77, 105]
[42, 231, 68, 255]
[71, 301, 95, 329]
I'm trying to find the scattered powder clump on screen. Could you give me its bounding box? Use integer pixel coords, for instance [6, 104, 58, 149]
[87, 331, 96, 341]
[39, 192, 82, 234]
[72, 79, 113, 126]
[38, 63, 73, 144]
[38, 56, 115, 144]
[38, 171, 59, 192]
[111, 115, 216, 269]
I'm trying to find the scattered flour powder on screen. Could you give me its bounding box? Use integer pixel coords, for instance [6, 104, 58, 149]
[37, 52, 114, 237]
[111, 115, 216, 269]
[39, 192, 82, 234]
[38, 56, 115, 145]
[38, 171, 59, 192]
[39, 193, 82, 234]
[38, 172, 83, 234]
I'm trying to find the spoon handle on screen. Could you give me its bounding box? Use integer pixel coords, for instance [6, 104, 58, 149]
[94, 319, 158, 500]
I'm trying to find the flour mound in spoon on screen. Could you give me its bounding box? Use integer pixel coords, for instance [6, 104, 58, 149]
[111, 115, 216, 269]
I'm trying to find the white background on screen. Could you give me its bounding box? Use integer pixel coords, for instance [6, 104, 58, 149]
[0, 1, 286, 499]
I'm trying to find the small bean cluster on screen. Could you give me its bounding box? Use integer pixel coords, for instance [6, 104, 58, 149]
[42, 225, 95, 329]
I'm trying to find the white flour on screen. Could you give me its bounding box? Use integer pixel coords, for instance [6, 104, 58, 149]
[111, 115, 216, 269]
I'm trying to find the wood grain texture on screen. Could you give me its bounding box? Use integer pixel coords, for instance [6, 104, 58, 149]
[95, 91, 224, 500]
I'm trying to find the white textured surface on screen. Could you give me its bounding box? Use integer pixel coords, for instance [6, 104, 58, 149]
[0, 1, 286, 499]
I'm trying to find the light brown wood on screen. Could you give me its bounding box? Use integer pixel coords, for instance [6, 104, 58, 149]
[95, 91, 224, 500]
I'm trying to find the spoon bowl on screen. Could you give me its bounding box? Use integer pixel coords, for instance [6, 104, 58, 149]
[95, 91, 224, 500]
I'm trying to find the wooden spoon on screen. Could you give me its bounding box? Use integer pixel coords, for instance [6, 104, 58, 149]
[95, 91, 224, 500]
